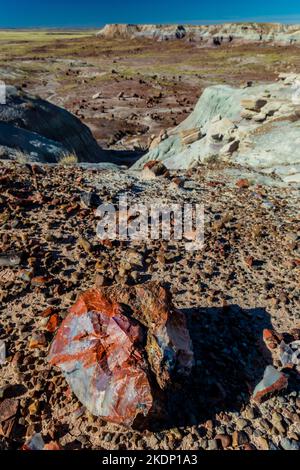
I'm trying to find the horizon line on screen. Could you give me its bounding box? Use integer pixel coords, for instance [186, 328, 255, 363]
[1, 15, 300, 29]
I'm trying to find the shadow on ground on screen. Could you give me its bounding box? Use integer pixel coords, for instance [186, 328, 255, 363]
[148, 304, 275, 431]
[106, 148, 145, 167]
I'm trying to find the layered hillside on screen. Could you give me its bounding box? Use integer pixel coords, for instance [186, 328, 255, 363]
[97, 23, 300, 44]
[133, 73, 300, 184]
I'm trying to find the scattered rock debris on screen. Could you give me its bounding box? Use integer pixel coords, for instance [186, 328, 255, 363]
[0, 162, 299, 450]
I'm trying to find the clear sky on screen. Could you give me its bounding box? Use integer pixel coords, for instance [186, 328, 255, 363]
[0, 0, 300, 28]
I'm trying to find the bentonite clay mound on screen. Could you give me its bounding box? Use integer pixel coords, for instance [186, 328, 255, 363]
[48, 282, 194, 427]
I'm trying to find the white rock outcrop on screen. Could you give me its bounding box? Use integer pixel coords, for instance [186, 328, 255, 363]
[97, 23, 300, 45]
[133, 74, 300, 184]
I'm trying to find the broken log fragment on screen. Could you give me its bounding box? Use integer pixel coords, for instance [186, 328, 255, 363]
[48, 282, 194, 427]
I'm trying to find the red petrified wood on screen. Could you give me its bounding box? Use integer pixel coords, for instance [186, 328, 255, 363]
[48, 289, 153, 426]
[252, 365, 288, 403]
[48, 282, 194, 427]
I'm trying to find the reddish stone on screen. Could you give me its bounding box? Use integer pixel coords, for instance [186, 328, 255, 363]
[102, 282, 194, 388]
[12, 352, 23, 366]
[0, 399, 18, 438]
[215, 433, 231, 449]
[143, 160, 169, 177]
[291, 328, 300, 340]
[98, 239, 114, 249]
[94, 273, 107, 288]
[171, 176, 184, 187]
[44, 441, 61, 450]
[48, 289, 153, 426]
[31, 164, 46, 176]
[46, 314, 60, 333]
[263, 329, 282, 350]
[31, 276, 51, 287]
[0, 176, 10, 185]
[236, 178, 250, 189]
[143, 160, 159, 170]
[243, 443, 256, 450]
[0, 417, 15, 438]
[29, 333, 47, 349]
[48, 282, 193, 426]
[41, 306, 55, 318]
[65, 385, 72, 400]
[65, 204, 79, 216]
[49, 198, 60, 206]
[207, 181, 225, 187]
[245, 256, 254, 268]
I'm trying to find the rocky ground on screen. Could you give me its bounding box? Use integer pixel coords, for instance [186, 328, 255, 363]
[0, 161, 299, 450]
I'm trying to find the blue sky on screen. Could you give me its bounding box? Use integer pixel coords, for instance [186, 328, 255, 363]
[0, 0, 300, 28]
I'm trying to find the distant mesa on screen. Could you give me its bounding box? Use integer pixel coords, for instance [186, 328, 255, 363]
[96, 22, 300, 45]
[96, 23, 187, 41]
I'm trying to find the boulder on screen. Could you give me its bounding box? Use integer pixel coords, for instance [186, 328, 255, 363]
[262, 101, 281, 116]
[235, 120, 300, 182]
[141, 160, 169, 179]
[180, 128, 202, 146]
[48, 289, 154, 426]
[0, 122, 65, 163]
[207, 117, 236, 142]
[0, 86, 107, 163]
[240, 98, 267, 112]
[240, 109, 257, 120]
[102, 283, 194, 387]
[252, 112, 267, 122]
[149, 129, 168, 149]
[220, 139, 239, 157]
[48, 282, 194, 426]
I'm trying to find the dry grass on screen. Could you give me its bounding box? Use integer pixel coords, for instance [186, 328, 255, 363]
[0, 30, 94, 42]
[14, 149, 30, 163]
[58, 152, 78, 165]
